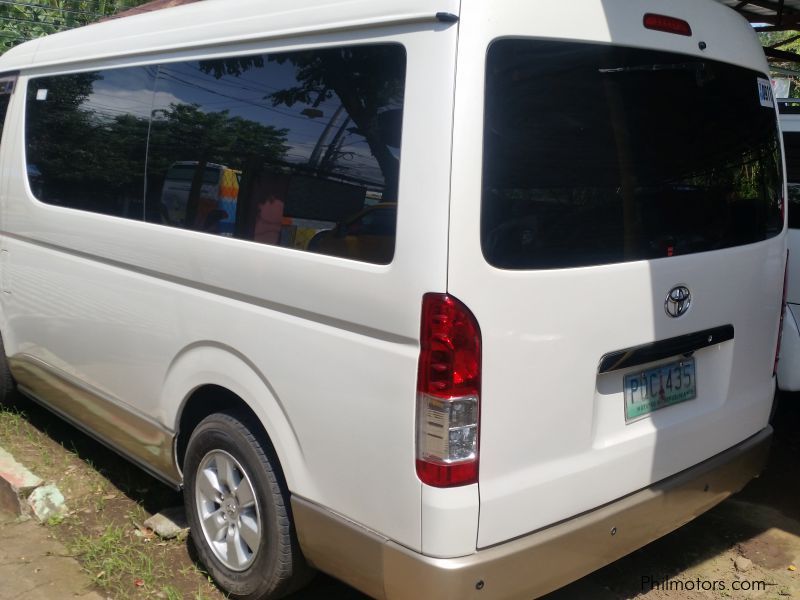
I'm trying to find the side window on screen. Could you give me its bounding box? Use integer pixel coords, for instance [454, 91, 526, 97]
[144, 44, 406, 264]
[25, 67, 156, 219]
[783, 132, 800, 229]
[0, 75, 16, 149]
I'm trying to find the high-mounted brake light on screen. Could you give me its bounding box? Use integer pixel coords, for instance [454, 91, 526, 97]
[416, 293, 481, 488]
[643, 13, 692, 37]
[774, 251, 789, 377]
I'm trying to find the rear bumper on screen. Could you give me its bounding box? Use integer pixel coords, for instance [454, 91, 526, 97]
[293, 427, 772, 600]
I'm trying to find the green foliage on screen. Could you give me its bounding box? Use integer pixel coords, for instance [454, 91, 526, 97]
[760, 30, 800, 98]
[760, 30, 800, 53]
[0, 1, 151, 54]
[197, 47, 406, 196]
[148, 102, 290, 173]
[26, 71, 289, 220]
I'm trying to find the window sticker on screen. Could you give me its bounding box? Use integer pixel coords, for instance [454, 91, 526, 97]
[36, 89, 47, 101]
[758, 77, 774, 108]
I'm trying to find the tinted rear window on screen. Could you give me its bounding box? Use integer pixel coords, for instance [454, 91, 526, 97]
[482, 40, 783, 270]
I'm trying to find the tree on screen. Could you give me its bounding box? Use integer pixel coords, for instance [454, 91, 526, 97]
[26, 72, 289, 222]
[0, 1, 151, 54]
[198, 46, 406, 200]
[759, 30, 800, 98]
[147, 102, 288, 225]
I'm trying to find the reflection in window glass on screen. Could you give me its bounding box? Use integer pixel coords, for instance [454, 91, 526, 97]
[25, 67, 156, 218]
[145, 45, 406, 264]
[307, 203, 397, 264]
[482, 41, 783, 270]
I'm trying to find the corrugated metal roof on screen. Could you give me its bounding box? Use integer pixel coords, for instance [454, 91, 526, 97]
[717, 1, 800, 30]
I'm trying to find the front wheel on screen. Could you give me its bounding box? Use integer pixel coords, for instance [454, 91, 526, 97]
[183, 411, 311, 599]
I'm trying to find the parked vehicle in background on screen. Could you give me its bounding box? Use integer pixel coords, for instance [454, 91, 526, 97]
[160, 161, 241, 236]
[308, 203, 397, 263]
[0, 1, 786, 599]
[777, 101, 800, 391]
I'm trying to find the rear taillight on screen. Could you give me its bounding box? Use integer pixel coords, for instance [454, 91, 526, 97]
[416, 293, 481, 487]
[643, 13, 692, 37]
[775, 251, 789, 376]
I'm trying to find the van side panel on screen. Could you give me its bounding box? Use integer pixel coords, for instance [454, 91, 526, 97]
[0, 23, 458, 551]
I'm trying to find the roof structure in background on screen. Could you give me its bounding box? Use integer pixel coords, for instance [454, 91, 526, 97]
[717, 0, 800, 31]
[715, 2, 800, 63]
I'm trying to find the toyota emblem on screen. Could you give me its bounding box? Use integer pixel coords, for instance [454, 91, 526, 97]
[665, 286, 691, 318]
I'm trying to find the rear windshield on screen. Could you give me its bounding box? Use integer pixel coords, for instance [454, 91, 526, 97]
[482, 40, 783, 270]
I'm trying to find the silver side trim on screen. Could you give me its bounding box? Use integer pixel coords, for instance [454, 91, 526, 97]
[9, 354, 181, 488]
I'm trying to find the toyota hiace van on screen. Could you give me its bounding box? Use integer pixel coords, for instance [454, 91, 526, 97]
[0, 1, 785, 598]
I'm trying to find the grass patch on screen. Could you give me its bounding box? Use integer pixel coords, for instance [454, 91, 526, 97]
[0, 404, 27, 442]
[71, 525, 157, 597]
[69, 523, 220, 599]
[0, 395, 226, 599]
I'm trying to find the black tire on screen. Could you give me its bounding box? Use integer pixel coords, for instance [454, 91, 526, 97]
[0, 332, 15, 405]
[183, 411, 312, 599]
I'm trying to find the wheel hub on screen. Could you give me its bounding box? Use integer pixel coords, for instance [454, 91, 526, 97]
[195, 449, 261, 571]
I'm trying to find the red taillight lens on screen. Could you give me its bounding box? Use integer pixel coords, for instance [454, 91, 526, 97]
[643, 13, 692, 37]
[418, 293, 481, 398]
[416, 293, 481, 487]
[775, 251, 789, 376]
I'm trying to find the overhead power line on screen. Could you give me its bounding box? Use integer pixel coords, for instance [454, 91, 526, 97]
[0, 0, 154, 49]
[0, 1, 109, 19]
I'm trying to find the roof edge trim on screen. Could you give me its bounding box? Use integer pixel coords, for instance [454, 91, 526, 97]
[17, 11, 449, 74]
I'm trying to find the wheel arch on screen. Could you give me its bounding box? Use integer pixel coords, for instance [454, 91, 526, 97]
[163, 342, 307, 493]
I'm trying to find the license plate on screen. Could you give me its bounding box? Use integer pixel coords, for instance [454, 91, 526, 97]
[623, 358, 696, 422]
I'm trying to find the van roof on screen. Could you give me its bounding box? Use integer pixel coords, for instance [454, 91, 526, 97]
[0, 0, 459, 74]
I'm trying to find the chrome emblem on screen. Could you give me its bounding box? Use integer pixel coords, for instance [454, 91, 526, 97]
[665, 286, 691, 318]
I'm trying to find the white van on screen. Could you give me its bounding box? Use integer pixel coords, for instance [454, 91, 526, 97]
[0, 1, 785, 599]
[777, 102, 800, 391]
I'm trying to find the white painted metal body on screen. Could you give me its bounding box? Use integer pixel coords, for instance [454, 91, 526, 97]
[0, 0, 784, 581]
[451, 0, 784, 549]
[0, 0, 460, 554]
[778, 110, 800, 390]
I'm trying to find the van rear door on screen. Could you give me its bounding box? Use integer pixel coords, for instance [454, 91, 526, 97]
[448, 0, 786, 548]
